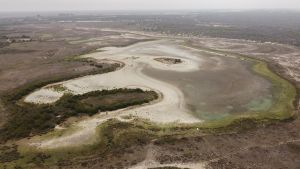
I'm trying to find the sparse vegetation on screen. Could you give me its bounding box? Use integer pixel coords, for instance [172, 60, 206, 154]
[0, 119, 161, 168]
[0, 145, 21, 163]
[154, 58, 182, 64]
[97, 119, 158, 149]
[47, 84, 68, 92]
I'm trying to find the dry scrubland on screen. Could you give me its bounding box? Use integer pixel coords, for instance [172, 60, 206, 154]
[0, 16, 299, 169]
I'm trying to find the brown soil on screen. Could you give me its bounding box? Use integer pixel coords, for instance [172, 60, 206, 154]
[55, 145, 148, 169]
[0, 40, 99, 126]
[154, 119, 300, 169]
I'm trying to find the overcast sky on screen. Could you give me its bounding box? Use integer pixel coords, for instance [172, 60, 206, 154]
[0, 0, 300, 12]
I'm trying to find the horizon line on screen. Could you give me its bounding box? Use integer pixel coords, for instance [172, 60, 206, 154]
[1, 8, 300, 13]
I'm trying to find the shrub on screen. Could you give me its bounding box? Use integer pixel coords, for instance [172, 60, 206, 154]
[0, 88, 158, 142]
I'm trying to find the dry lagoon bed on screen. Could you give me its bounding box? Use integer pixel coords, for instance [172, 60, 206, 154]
[23, 38, 282, 151]
[1, 22, 299, 169]
[25, 40, 202, 149]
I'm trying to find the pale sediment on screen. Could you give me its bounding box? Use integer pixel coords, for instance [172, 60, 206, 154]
[26, 40, 203, 148]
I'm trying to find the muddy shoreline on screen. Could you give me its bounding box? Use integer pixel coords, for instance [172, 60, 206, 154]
[187, 43, 300, 116]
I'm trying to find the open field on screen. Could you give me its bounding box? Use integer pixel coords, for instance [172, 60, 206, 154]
[0, 12, 300, 169]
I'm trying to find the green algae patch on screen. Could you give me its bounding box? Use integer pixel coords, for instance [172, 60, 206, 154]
[252, 60, 297, 120]
[246, 96, 273, 112]
[186, 44, 297, 124]
[201, 57, 297, 129]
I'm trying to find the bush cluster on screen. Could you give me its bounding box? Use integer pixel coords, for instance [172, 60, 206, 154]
[0, 88, 158, 142]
